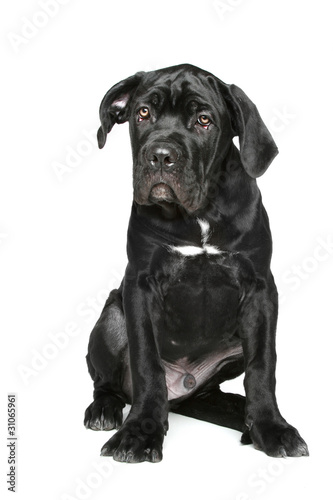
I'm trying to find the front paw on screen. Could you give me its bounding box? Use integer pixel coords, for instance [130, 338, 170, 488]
[100, 419, 166, 463]
[242, 419, 309, 458]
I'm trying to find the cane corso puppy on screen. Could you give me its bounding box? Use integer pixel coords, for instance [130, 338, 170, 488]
[84, 64, 308, 462]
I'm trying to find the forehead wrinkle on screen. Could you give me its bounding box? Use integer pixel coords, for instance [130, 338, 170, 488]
[170, 75, 217, 108]
[138, 71, 220, 111]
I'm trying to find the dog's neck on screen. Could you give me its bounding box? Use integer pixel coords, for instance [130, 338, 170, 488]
[150, 200, 180, 220]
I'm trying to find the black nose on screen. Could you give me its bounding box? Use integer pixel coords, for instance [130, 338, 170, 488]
[146, 144, 179, 169]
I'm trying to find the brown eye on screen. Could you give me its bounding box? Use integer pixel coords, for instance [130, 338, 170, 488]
[138, 107, 150, 120]
[197, 115, 211, 126]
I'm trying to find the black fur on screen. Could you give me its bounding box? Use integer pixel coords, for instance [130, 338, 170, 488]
[84, 64, 308, 463]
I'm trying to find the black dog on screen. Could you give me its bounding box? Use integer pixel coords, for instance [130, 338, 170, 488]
[84, 64, 308, 463]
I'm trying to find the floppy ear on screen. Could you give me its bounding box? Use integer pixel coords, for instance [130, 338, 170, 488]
[221, 83, 278, 178]
[97, 72, 145, 149]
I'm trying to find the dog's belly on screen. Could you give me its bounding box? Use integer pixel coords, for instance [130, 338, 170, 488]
[163, 346, 243, 400]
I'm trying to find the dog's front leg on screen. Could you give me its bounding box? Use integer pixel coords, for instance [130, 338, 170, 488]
[240, 276, 309, 457]
[101, 274, 168, 463]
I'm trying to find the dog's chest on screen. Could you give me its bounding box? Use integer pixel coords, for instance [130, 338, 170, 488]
[167, 218, 223, 257]
[160, 219, 242, 330]
[148, 219, 245, 399]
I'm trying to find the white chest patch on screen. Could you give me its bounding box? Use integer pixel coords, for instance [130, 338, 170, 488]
[168, 218, 222, 256]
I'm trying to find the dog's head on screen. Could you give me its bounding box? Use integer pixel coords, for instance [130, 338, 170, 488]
[97, 64, 278, 214]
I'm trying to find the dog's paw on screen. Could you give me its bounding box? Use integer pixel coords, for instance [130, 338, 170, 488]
[242, 419, 309, 458]
[100, 420, 165, 463]
[84, 395, 124, 431]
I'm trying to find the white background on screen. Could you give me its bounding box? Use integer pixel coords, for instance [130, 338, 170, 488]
[1, 1, 332, 499]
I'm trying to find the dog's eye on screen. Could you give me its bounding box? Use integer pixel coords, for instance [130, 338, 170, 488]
[197, 115, 211, 127]
[138, 107, 150, 120]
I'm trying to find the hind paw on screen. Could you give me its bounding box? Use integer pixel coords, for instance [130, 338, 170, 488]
[84, 395, 124, 431]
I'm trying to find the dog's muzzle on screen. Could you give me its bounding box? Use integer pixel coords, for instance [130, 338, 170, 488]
[144, 142, 182, 204]
[134, 140, 205, 214]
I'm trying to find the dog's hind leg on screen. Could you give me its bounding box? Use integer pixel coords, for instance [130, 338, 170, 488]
[170, 387, 246, 433]
[84, 286, 130, 431]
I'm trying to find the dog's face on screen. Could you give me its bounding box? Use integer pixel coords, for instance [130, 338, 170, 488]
[97, 64, 278, 214]
[128, 67, 233, 213]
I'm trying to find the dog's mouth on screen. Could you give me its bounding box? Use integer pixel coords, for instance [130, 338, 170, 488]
[148, 183, 178, 204]
[134, 172, 205, 217]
